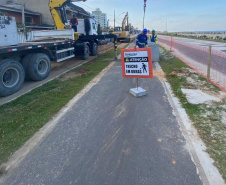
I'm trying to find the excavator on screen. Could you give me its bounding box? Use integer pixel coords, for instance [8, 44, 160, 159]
[114, 12, 131, 42]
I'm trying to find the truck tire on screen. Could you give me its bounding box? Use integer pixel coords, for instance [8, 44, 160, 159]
[91, 42, 98, 56]
[83, 44, 90, 60]
[0, 59, 25, 97]
[21, 54, 34, 80]
[28, 53, 51, 81]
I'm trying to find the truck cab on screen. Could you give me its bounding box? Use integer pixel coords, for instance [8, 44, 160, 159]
[77, 18, 97, 36]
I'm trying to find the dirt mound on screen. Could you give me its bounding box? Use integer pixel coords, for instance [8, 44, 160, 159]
[58, 69, 91, 82]
[153, 71, 166, 80]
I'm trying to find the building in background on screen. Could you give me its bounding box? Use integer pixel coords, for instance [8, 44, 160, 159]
[0, 0, 91, 29]
[92, 8, 108, 29]
[0, 0, 9, 5]
[0, 5, 42, 28]
[66, 3, 91, 20]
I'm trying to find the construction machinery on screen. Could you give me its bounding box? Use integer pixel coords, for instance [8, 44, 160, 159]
[114, 12, 130, 42]
[49, 0, 86, 30]
[0, 0, 117, 96]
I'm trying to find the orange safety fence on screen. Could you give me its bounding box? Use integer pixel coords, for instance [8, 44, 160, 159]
[158, 36, 226, 92]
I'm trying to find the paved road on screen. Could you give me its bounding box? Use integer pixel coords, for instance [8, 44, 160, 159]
[158, 35, 226, 92]
[2, 61, 203, 185]
[159, 35, 226, 53]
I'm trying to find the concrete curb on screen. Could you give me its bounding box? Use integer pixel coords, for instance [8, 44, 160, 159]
[154, 62, 225, 185]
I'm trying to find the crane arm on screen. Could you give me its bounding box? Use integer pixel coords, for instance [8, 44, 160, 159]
[49, 0, 86, 30]
[122, 12, 128, 31]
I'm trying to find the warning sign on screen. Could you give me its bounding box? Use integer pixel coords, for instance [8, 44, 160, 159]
[121, 48, 153, 78]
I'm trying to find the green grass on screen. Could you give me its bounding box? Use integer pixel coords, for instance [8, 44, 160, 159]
[159, 49, 226, 182]
[0, 46, 126, 167]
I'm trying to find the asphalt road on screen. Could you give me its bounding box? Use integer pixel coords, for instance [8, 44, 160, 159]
[159, 35, 226, 52]
[173, 37, 226, 52]
[158, 35, 226, 92]
[1, 57, 203, 185]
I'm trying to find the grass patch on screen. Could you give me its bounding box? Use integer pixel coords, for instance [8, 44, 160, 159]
[159, 48, 226, 182]
[0, 45, 127, 166]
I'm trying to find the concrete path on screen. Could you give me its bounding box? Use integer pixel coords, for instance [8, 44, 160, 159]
[1, 59, 203, 184]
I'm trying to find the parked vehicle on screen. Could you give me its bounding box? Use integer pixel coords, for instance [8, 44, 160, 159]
[0, 0, 117, 96]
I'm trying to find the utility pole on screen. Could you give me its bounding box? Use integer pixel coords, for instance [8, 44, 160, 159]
[114, 10, 115, 31]
[22, 0, 25, 31]
[143, 0, 147, 29]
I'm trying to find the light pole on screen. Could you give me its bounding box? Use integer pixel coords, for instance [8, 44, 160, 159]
[22, 0, 25, 31]
[114, 10, 115, 31]
[143, 0, 147, 29]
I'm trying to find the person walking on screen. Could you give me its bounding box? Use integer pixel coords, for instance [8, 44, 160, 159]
[150, 29, 158, 44]
[135, 28, 148, 48]
[70, 14, 78, 32]
[142, 63, 147, 73]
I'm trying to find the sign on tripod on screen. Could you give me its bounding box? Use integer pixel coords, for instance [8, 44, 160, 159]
[121, 48, 153, 78]
[121, 47, 153, 97]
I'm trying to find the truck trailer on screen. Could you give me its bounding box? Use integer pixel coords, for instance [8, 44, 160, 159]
[0, 1, 117, 97]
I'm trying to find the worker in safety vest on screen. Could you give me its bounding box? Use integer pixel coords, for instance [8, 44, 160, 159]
[70, 14, 78, 32]
[150, 29, 158, 44]
[135, 28, 148, 48]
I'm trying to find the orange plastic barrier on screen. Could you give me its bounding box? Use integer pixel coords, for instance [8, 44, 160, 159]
[158, 36, 226, 92]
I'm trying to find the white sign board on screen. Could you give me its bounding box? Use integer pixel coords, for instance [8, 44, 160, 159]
[121, 48, 153, 78]
[124, 51, 149, 76]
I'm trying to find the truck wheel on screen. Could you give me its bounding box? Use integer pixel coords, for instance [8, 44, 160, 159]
[91, 42, 98, 56]
[28, 53, 51, 81]
[21, 54, 34, 80]
[0, 59, 25, 97]
[83, 44, 90, 60]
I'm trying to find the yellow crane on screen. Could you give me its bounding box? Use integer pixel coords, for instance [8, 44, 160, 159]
[49, 0, 86, 30]
[114, 12, 130, 42]
[0, 0, 118, 97]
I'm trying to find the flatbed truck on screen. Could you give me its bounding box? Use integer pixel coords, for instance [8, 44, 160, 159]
[0, 16, 117, 97]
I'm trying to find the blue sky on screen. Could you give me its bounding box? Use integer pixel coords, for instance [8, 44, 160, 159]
[76, 0, 226, 32]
